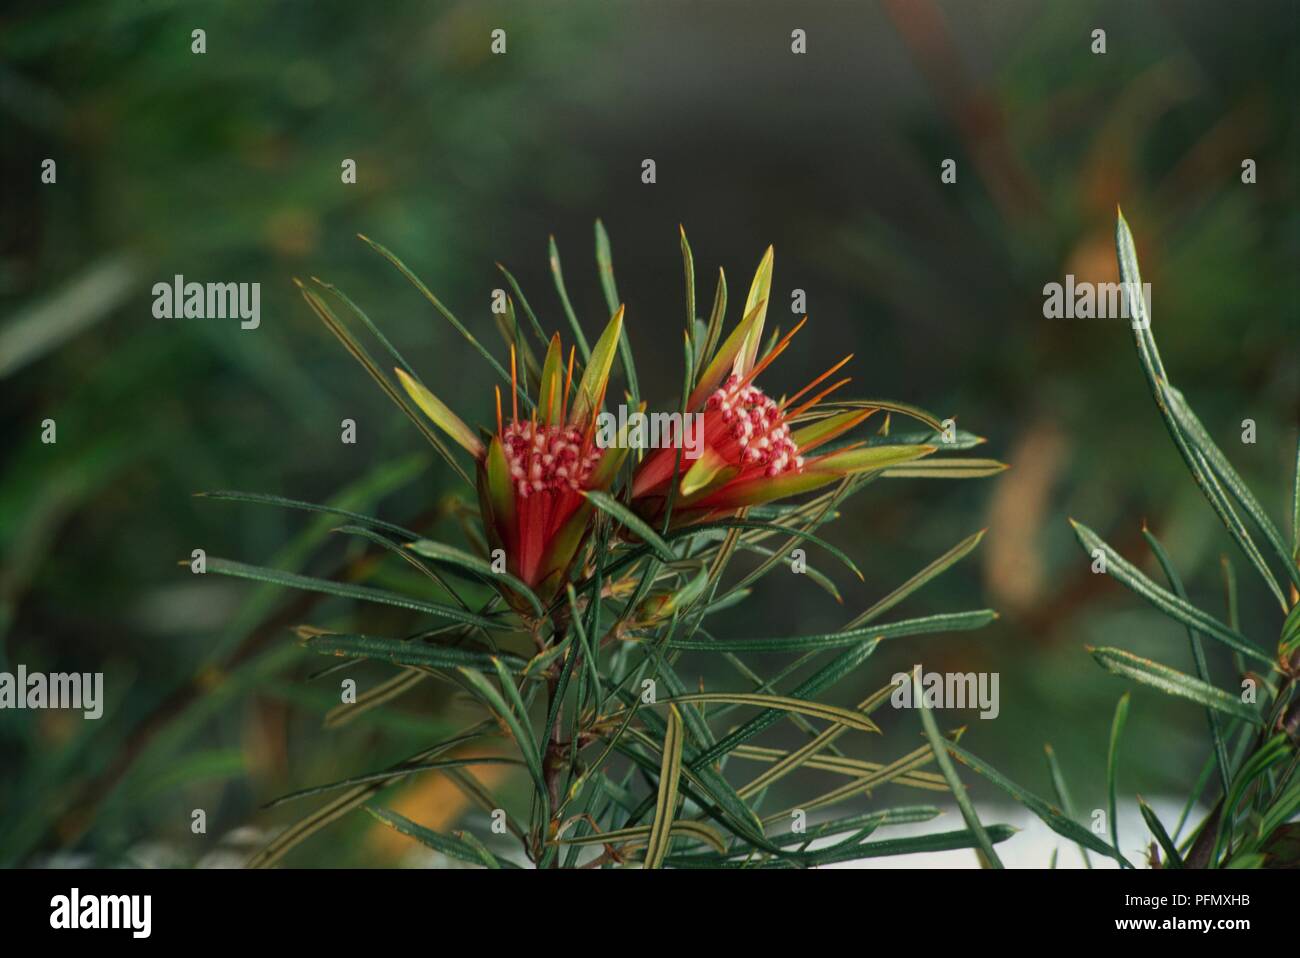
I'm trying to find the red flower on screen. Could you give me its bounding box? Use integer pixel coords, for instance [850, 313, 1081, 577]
[397, 308, 628, 609]
[631, 247, 936, 523]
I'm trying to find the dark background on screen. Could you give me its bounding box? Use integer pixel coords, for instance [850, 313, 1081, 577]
[1, 0, 1295, 866]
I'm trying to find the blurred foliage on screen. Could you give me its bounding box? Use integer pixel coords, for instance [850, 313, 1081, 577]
[1, 0, 1295, 866]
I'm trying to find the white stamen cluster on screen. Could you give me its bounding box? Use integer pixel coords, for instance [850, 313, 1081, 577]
[502, 421, 600, 498]
[706, 374, 804, 477]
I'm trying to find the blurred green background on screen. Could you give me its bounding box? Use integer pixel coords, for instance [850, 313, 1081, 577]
[1, 0, 1295, 866]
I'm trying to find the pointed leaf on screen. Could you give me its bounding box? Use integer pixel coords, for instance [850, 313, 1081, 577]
[735, 246, 774, 375]
[679, 446, 734, 498]
[537, 333, 565, 424]
[645, 705, 685, 869]
[668, 609, 997, 652]
[1069, 520, 1272, 666]
[570, 306, 624, 425]
[406, 538, 544, 617]
[395, 368, 484, 459]
[1089, 647, 1261, 723]
[582, 490, 674, 561]
[686, 296, 767, 410]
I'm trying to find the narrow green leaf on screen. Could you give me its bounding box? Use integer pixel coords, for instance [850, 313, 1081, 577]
[265, 754, 516, 808]
[668, 518, 864, 581]
[769, 805, 941, 844]
[195, 489, 421, 541]
[365, 806, 517, 868]
[296, 284, 471, 485]
[645, 705, 685, 868]
[1044, 744, 1091, 868]
[303, 632, 529, 675]
[944, 740, 1128, 864]
[548, 234, 591, 360]
[701, 267, 727, 370]
[680, 225, 695, 336]
[1107, 692, 1131, 866]
[762, 741, 943, 824]
[456, 667, 547, 806]
[914, 665, 1003, 868]
[358, 234, 517, 396]
[667, 609, 996, 652]
[1212, 734, 1292, 866]
[594, 219, 639, 405]
[1090, 646, 1259, 724]
[733, 742, 947, 795]
[1292, 437, 1300, 560]
[659, 692, 881, 737]
[667, 825, 1016, 868]
[203, 557, 500, 629]
[844, 529, 986, 628]
[570, 306, 625, 424]
[1143, 527, 1232, 794]
[690, 639, 880, 768]
[554, 820, 727, 854]
[407, 538, 545, 617]
[1164, 386, 1300, 591]
[582, 490, 674, 561]
[248, 740, 470, 867]
[1068, 520, 1271, 666]
[394, 368, 485, 459]
[1114, 210, 1287, 608]
[1138, 797, 1183, 868]
[732, 684, 899, 800]
[880, 458, 1008, 479]
[495, 261, 551, 353]
[737, 246, 773, 374]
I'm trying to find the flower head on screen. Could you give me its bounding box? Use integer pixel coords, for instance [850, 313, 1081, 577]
[631, 247, 936, 523]
[396, 308, 628, 609]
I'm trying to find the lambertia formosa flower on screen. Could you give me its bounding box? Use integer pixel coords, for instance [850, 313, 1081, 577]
[631, 247, 942, 525]
[394, 309, 629, 610]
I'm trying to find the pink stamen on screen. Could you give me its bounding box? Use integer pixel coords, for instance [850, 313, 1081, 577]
[705, 374, 803, 478]
[502, 420, 602, 497]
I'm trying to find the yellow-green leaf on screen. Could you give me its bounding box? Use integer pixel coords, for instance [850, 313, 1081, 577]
[395, 367, 485, 459]
[645, 705, 684, 868]
[570, 306, 624, 425]
[735, 245, 774, 375]
[537, 333, 565, 424]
